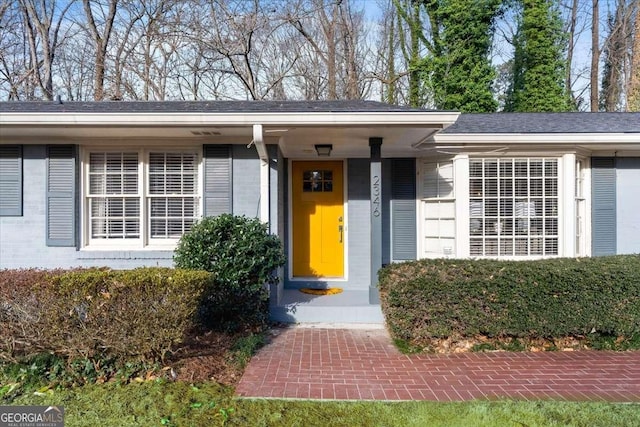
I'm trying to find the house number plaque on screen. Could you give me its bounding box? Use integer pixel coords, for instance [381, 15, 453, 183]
[372, 175, 381, 217]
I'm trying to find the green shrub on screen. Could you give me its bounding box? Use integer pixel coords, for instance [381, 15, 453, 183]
[174, 214, 286, 328]
[378, 256, 640, 349]
[0, 268, 213, 364]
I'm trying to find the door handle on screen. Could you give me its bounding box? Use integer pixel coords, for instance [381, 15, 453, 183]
[338, 225, 343, 243]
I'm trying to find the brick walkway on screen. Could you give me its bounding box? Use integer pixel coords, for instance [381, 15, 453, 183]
[236, 326, 640, 401]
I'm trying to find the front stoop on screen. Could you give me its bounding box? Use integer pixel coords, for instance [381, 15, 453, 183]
[270, 289, 385, 324]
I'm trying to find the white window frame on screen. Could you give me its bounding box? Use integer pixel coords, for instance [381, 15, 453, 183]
[81, 146, 203, 250]
[575, 158, 586, 256]
[467, 157, 561, 259]
[575, 156, 591, 256]
[418, 157, 457, 258]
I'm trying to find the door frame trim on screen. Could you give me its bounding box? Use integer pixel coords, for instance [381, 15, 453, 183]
[288, 159, 349, 282]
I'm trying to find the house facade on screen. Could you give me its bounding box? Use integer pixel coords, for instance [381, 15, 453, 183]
[1, 101, 639, 323]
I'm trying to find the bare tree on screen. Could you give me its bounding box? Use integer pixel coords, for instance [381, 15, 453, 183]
[286, 0, 369, 100]
[135, 0, 176, 100]
[18, 0, 75, 100]
[627, 1, 639, 110]
[390, 0, 428, 106]
[168, 3, 218, 100]
[82, 0, 118, 100]
[370, 0, 415, 105]
[100, 0, 180, 100]
[565, 0, 580, 107]
[601, 1, 625, 110]
[591, 0, 601, 111]
[0, 1, 27, 99]
[380, 1, 399, 103]
[109, 0, 144, 99]
[558, 0, 593, 109]
[287, 0, 340, 99]
[596, 0, 639, 111]
[192, 0, 300, 100]
[56, 33, 94, 100]
[337, 1, 360, 99]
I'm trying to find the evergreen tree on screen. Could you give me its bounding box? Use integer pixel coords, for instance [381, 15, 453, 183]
[421, 0, 502, 112]
[504, 0, 573, 112]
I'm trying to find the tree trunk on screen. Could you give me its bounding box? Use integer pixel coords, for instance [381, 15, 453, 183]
[566, 0, 578, 105]
[340, 3, 359, 100]
[408, 2, 421, 107]
[326, 1, 337, 100]
[591, 0, 600, 111]
[628, 4, 640, 111]
[18, 0, 73, 100]
[386, 8, 397, 104]
[83, 0, 118, 101]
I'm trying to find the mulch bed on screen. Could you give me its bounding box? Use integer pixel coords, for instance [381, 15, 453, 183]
[425, 335, 588, 353]
[169, 330, 246, 385]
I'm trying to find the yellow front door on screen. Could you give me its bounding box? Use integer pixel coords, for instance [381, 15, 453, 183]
[292, 161, 344, 278]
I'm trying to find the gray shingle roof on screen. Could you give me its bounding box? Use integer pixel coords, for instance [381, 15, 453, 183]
[3, 102, 638, 134]
[0, 100, 434, 113]
[443, 112, 640, 134]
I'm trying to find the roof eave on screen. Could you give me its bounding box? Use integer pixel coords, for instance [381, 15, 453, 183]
[435, 132, 640, 144]
[0, 111, 461, 128]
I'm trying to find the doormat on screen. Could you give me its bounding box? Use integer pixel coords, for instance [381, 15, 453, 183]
[300, 287, 343, 296]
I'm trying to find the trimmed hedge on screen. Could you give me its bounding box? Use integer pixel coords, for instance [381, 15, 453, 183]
[0, 268, 213, 363]
[379, 256, 640, 347]
[0, 269, 62, 361]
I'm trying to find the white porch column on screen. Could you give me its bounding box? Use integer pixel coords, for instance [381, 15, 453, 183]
[561, 153, 576, 257]
[454, 154, 470, 258]
[253, 124, 270, 226]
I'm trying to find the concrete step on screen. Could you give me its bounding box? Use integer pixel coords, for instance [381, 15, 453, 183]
[270, 304, 384, 324]
[270, 289, 385, 324]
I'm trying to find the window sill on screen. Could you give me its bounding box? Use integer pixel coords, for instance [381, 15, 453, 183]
[77, 249, 174, 260]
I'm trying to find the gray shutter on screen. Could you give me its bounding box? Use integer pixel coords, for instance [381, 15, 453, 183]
[203, 145, 232, 216]
[591, 157, 616, 256]
[47, 145, 76, 246]
[391, 159, 416, 260]
[0, 145, 22, 216]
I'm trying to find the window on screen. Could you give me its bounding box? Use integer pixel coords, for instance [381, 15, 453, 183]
[89, 152, 140, 239]
[302, 170, 333, 192]
[149, 152, 198, 238]
[85, 149, 200, 247]
[421, 159, 455, 257]
[469, 158, 558, 257]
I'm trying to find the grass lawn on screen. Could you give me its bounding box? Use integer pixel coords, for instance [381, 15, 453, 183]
[3, 380, 639, 427]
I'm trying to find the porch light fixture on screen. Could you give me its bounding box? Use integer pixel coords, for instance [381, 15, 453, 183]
[314, 144, 332, 157]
